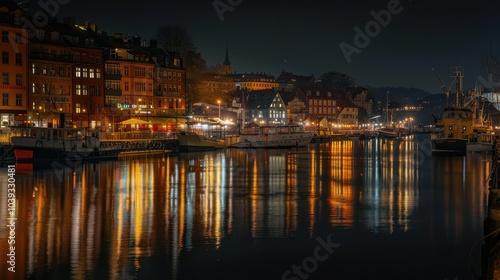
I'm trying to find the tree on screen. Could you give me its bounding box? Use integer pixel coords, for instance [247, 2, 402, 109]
[319, 71, 355, 94]
[156, 26, 208, 111]
[156, 25, 196, 57]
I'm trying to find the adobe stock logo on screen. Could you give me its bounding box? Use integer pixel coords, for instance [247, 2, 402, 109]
[213, 0, 243, 22]
[339, 0, 408, 64]
[281, 234, 340, 280]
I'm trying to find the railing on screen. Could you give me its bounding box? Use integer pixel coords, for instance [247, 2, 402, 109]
[101, 131, 177, 141]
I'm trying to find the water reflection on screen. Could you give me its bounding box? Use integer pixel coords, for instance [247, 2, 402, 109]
[0, 135, 490, 279]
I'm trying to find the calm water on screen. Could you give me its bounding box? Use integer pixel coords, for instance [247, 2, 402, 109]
[0, 135, 491, 280]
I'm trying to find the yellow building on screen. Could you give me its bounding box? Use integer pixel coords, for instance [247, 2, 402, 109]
[234, 72, 278, 91]
[0, 1, 27, 127]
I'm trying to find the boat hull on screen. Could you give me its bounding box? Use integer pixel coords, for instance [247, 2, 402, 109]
[432, 138, 467, 154]
[178, 133, 222, 152]
[232, 133, 313, 148]
[466, 143, 494, 153]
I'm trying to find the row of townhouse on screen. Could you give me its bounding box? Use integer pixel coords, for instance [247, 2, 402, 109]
[225, 88, 361, 129]
[0, 1, 186, 130]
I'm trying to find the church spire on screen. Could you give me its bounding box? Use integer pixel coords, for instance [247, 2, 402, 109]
[222, 41, 232, 75]
[223, 41, 231, 66]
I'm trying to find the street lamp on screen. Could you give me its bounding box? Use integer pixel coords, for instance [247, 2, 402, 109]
[217, 100, 221, 119]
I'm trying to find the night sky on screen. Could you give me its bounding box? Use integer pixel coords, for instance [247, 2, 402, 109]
[53, 0, 500, 93]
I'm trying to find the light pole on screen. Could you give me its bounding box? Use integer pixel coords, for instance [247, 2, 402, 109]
[218, 100, 221, 119]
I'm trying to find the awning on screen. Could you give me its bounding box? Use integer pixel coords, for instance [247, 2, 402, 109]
[147, 117, 187, 125]
[121, 118, 150, 125]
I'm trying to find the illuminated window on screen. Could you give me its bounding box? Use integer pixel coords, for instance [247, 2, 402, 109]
[76, 103, 81, 113]
[75, 67, 81, 77]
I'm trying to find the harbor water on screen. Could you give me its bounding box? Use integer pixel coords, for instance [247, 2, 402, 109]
[0, 135, 491, 279]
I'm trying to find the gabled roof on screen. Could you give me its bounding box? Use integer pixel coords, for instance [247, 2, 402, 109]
[294, 87, 342, 99]
[247, 90, 281, 110]
[336, 99, 358, 109]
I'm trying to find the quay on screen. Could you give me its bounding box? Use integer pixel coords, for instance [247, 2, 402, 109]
[481, 145, 500, 279]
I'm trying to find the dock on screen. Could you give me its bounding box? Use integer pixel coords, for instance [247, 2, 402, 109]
[481, 145, 500, 279]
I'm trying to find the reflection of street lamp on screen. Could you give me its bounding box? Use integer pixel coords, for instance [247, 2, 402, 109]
[217, 100, 221, 119]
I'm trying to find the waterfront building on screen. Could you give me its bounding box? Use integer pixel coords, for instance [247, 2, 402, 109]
[28, 28, 73, 128]
[0, 0, 27, 127]
[247, 89, 288, 125]
[234, 72, 278, 91]
[335, 99, 359, 128]
[99, 34, 155, 120]
[144, 40, 186, 118]
[293, 87, 341, 122]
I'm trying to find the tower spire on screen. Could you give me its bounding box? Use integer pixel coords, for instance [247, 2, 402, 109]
[223, 41, 231, 66]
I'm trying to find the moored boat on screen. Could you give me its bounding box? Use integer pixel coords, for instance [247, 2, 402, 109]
[10, 126, 123, 161]
[231, 125, 313, 148]
[177, 132, 224, 152]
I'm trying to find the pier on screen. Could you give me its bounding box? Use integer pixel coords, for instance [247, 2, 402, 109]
[482, 146, 500, 279]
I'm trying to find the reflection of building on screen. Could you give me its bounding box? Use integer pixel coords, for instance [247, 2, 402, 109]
[0, 1, 26, 127]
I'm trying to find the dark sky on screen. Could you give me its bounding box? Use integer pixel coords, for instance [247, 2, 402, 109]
[54, 0, 500, 93]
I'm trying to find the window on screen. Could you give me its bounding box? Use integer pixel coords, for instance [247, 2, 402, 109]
[1, 31, 7, 42]
[75, 84, 81, 95]
[168, 72, 172, 80]
[15, 74, 21, 85]
[124, 81, 129, 91]
[42, 65, 47, 75]
[15, 94, 21, 106]
[89, 68, 94, 78]
[82, 85, 87, 95]
[75, 67, 81, 77]
[58, 85, 63, 95]
[75, 103, 81, 113]
[14, 53, 21, 65]
[2, 73, 8, 84]
[50, 67, 55, 76]
[32, 83, 37, 94]
[15, 33, 22, 44]
[59, 66, 64, 76]
[32, 64, 38, 74]
[178, 73, 182, 81]
[2, 93, 8, 106]
[82, 68, 88, 78]
[42, 84, 46, 93]
[124, 66, 129, 76]
[96, 69, 101, 79]
[2, 51, 8, 64]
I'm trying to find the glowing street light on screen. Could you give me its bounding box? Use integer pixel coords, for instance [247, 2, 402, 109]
[217, 100, 221, 119]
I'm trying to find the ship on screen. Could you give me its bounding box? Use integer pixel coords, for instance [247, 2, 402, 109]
[431, 67, 495, 154]
[230, 125, 314, 148]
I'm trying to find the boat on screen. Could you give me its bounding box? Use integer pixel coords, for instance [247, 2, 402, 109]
[430, 67, 494, 154]
[230, 125, 314, 148]
[378, 127, 399, 139]
[177, 132, 224, 152]
[467, 132, 495, 153]
[10, 126, 123, 161]
[430, 107, 472, 154]
[378, 92, 399, 139]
